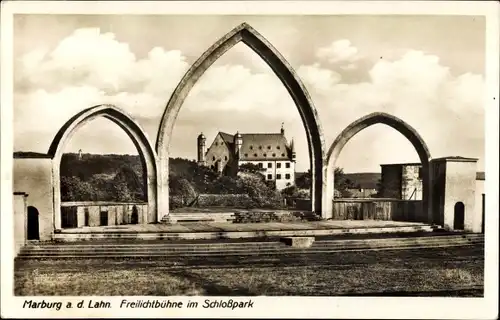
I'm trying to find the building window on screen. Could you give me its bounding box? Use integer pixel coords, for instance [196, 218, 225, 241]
[272, 153, 276, 157]
[244, 153, 248, 157]
[268, 163, 272, 168]
[285, 173, 291, 179]
[215, 142, 218, 146]
[212, 156, 215, 161]
[286, 162, 290, 168]
[224, 156, 228, 161]
[267, 146, 271, 150]
[281, 153, 285, 157]
[277, 163, 282, 169]
[258, 163, 263, 169]
[263, 153, 267, 157]
[254, 153, 258, 157]
[250, 146, 253, 150]
[277, 146, 281, 149]
[267, 174, 272, 180]
[259, 146, 262, 150]
[276, 174, 282, 179]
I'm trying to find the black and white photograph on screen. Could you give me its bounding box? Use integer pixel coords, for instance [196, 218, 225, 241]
[1, 1, 498, 319]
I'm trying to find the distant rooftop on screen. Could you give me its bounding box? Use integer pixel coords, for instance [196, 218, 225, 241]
[217, 131, 292, 161]
[432, 156, 479, 162]
[380, 162, 422, 167]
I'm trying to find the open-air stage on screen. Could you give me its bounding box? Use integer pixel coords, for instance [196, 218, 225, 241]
[54, 219, 436, 241]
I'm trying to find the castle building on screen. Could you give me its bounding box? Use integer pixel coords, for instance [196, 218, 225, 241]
[197, 125, 296, 190]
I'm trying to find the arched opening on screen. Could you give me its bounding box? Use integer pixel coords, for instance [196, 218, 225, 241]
[454, 201, 465, 230]
[131, 205, 139, 224]
[155, 23, 325, 219]
[27, 206, 40, 240]
[324, 112, 432, 222]
[99, 209, 109, 226]
[48, 104, 159, 230]
[84, 208, 90, 227]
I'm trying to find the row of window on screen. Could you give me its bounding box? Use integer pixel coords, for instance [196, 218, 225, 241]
[245, 152, 286, 158]
[249, 145, 281, 150]
[258, 162, 291, 169]
[212, 142, 282, 151]
[267, 173, 291, 180]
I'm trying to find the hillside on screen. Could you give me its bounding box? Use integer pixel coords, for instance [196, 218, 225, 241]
[294, 172, 381, 190]
[344, 172, 381, 189]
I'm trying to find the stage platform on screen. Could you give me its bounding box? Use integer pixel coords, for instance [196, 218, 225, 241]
[54, 220, 435, 241]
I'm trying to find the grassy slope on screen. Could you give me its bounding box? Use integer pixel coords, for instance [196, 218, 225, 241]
[14, 244, 484, 296]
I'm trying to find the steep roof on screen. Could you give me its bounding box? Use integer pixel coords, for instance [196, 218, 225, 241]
[218, 132, 292, 161]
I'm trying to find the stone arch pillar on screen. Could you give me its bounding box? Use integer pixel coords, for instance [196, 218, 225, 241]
[155, 23, 326, 218]
[323, 112, 432, 222]
[48, 104, 159, 229]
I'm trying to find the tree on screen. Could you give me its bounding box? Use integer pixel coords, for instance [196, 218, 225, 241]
[239, 172, 283, 209]
[334, 167, 355, 198]
[239, 163, 266, 176]
[295, 170, 312, 189]
[113, 165, 144, 201]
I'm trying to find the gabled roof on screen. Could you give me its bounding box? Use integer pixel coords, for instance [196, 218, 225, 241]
[216, 131, 292, 161]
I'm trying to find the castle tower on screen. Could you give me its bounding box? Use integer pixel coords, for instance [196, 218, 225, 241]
[234, 131, 243, 158]
[280, 122, 285, 135]
[78, 149, 83, 160]
[197, 133, 206, 165]
[290, 139, 296, 162]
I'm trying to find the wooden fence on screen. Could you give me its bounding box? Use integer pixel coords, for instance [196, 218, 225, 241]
[332, 198, 425, 222]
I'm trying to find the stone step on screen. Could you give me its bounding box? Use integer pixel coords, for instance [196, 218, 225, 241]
[16, 242, 484, 259]
[21, 238, 483, 252]
[52, 225, 436, 241]
[23, 234, 484, 251]
[17, 235, 483, 258]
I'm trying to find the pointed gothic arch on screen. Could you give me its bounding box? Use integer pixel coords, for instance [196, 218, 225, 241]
[48, 104, 159, 229]
[323, 112, 432, 222]
[156, 23, 326, 217]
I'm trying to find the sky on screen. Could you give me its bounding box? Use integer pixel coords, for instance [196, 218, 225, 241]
[13, 15, 486, 173]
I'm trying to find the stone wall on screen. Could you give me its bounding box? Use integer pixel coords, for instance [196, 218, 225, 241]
[401, 165, 423, 200]
[60, 202, 148, 228]
[13, 192, 28, 256]
[195, 194, 253, 208]
[443, 160, 478, 232]
[13, 157, 54, 241]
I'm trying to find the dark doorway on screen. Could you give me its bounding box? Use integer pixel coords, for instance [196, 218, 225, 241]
[481, 194, 485, 234]
[453, 202, 465, 230]
[61, 207, 78, 228]
[100, 210, 108, 226]
[131, 206, 139, 224]
[27, 206, 40, 240]
[84, 208, 90, 227]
